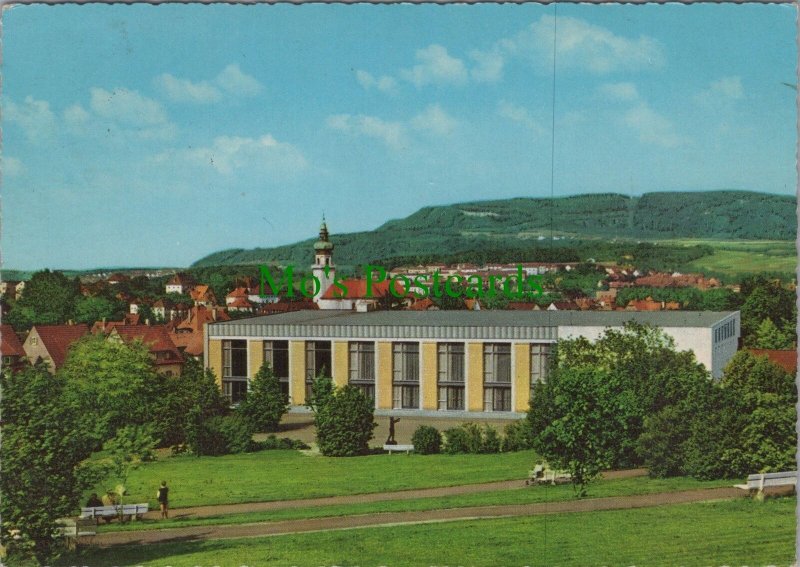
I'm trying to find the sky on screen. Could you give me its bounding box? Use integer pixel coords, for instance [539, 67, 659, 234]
[2, 3, 796, 270]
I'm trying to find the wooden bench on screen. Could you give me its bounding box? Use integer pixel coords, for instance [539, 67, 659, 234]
[55, 517, 97, 550]
[384, 444, 414, 455]
[80, 503, 149, 522]
[735, 471, 797, 494]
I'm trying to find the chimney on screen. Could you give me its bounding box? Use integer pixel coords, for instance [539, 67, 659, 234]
[212, 308, 217, 321]
[68, 319, 73, 325]
[145, 318, 150, 326]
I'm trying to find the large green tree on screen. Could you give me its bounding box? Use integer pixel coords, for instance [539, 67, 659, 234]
[1, 364, 96, 562]
[315, 385, 377, 457]
[73, 296, 123, 325]
[6, 270, 81, 329]
[59, 334, 173, 444]
[238, 361, 289, 432]
[533, 367, 637, 496]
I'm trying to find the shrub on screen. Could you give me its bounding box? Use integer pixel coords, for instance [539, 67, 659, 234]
[238, 361, 289, 433]
[258, 435, 310, 451]
[481, 425, 502, 454]
[461, 423, 485, 453]
[188, 414, 254, 456]
[502, 420, 533, 452]
[315, 385, 377, 456]
[411, 425, 442, 454]
[443, 426, 471, 454]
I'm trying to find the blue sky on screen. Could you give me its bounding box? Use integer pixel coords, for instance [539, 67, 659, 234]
[2, 3, 796, 270]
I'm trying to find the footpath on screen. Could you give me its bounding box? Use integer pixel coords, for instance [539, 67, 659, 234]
[82, 471, 748, 547]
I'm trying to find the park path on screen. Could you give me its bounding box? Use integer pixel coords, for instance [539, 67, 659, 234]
[85, 481, 748, 548]
[138, 468, 647, 521]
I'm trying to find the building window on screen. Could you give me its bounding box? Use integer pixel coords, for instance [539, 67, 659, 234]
[531, 344, 552, 386]
[264, 340, 290, 399]
[305, 341, 331, 401]
[222, 339, 248, 404]
[392, 342, 419, 409]
[484, 343, 511, 412]
[223, 380, 248, 405]
[349, 342, 375, 403]
[223, 340, 248, 378]
[437, 343, 464, 410]
[30, 337, 38, 346]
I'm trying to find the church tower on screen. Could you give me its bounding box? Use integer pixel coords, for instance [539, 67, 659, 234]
[311, 217, 335, 302]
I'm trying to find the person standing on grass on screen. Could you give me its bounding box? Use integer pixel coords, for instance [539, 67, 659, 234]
[157, 481, 169, 519]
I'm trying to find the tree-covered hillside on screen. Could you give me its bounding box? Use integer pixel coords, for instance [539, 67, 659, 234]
[192, 191, 796, 268]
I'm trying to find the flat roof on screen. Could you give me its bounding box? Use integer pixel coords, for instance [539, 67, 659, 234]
[207, 310, 738, 342]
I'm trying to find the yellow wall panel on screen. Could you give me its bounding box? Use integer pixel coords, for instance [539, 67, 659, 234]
[421, 342, 438, 410]
[332, 341, 349, 388]
[207, 339, 223, 387]
[377, 341, 393, 410]
[467, 342, 484, 412]
[289, 340, 306, 405]
[249, 340, 264, 378]
[514, 343, 531, 413]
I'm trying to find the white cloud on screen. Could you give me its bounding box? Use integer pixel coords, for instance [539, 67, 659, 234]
[4, 96, 56, 143]
[155, 64, 263, 103]
[694, 76, 744, 106]
[216, 64, 263, 97]
[327, 113, 408, 150]
[469, 49, 505, 83]
[155, 73, 222, 104]
[88, 87, 175, 140]
[160, 134, 307, 176]
[63, 104, 90, 127]
[356, 70, 398, 93]
[623, 102, 684, 148]
[500, 15, 665, 75]
[496, 100, 546, 135]
[401, 44, 468, 87]
[3, 156, 25, 177]
[598, 82, 640, 102]
[411, 104, 458, 136]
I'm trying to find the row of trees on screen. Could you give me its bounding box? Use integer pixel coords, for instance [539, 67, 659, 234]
[1, 335, 291, 563]
[526, 323, 796, 496]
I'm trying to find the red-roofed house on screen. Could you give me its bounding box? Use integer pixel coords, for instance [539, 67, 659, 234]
[1, 324, 27, 371]
[108, 325, 184, 376]
[748, 349, 797, 375]
[171, 306, 230, 358]
[23, 324, 89, 372]
[165, 273, 195, 295]
[408, 297, 438, 311]
[91, 313, 142, 335]
[317, 279, 407, 311]
[190, 285, 217, 307]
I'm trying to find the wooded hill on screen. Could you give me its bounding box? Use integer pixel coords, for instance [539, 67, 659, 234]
[192, 190, 796, 268]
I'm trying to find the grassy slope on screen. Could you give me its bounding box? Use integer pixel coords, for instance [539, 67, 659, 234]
[96, 450, 537, 508]
[63, 497, 795, 566]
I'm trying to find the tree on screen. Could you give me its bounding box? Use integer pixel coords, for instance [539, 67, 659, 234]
[306, 371, 334, 414]
[0, 364, 96, 562]
[739, 279, 795, 342]
[315, 385, 377, 456]
[6, 270, 80, 329]
[102, 425, 159, 501]
[533, 367, 637, 496]
[74, 296, 122, 325]
[751, 318, 793, 349]
[60, 334, 173, 444]
[238, 361, 289, 432]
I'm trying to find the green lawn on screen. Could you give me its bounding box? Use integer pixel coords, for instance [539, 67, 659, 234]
[62, 497, 795, 566]
[93, 449, 537, 508]
[96, 475, 736, 533]
[657, 238, 796, 277]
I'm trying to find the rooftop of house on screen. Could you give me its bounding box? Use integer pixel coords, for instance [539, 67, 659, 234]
[0, 324, 25, 357]
[111, 325, 183, 363]
[748, 349, 798, 375]
[320, 278, 404, 300]
[28, 324, 89, 367]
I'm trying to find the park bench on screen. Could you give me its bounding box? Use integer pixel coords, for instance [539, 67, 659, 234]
[384, 444, 414, 455]
[735, 471, 797, 495]
[55, 517, 97, 550]
[526, 464, 572, 485]
[80, 503, 149, 523]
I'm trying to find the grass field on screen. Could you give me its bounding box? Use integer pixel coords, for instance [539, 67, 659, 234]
[62, 497, 795, 566]
[93, 449, 537, 508]
[658, 238, 796, 277]
[96, 475, 736, 533]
